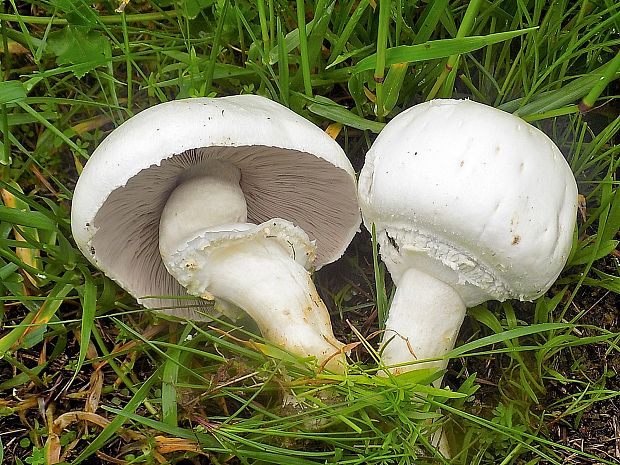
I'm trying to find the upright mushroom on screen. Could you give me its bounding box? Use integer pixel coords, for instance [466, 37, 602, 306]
[71, 95, 360, 370]
[358, 99, 578, 376]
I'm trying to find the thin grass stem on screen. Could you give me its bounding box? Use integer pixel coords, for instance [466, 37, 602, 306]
[121, 11, 133, 114]
[0, 12, 171, 25]
[257, 0, 270, 57]
[427, 0, 483, 100]
[205, 0, 229, 95]
[296, 0, 313, 97]
[0, 2, 11, 169]
[580, 50, 620, 111]
[374, 0, 390, 119]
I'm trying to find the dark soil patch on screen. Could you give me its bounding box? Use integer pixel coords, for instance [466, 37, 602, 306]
[544, 282, 620, 465]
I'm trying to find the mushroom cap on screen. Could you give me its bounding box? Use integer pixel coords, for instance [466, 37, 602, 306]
[71, 95, 360, 319]
[358, 99, 578, 306]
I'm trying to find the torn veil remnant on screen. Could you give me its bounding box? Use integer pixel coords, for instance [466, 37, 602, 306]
[71, 95, 360, 371]
[358, 99, 578, 377]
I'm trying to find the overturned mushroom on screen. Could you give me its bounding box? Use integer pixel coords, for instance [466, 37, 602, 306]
[358, 99, 578, 376]
[71, 95, 360, 370]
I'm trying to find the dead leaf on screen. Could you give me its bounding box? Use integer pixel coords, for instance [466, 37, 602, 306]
[71, 115, 111, 136]
[116, 0, 130, 13]
[578, 193, 587, 221]
[1, 188, 40, 287]
[0, 40, 29, 55]
[85, 369, 104, 413]
[45, 431, 62, 464]
[154, 436, 203, 454]
[325, 123, 343, 140]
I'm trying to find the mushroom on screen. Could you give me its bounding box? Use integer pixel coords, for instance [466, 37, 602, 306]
[358, 99, 578, 376]
[71, 94, 360, 370]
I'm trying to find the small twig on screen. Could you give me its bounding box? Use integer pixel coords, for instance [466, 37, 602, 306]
[613, 415, 620, 459]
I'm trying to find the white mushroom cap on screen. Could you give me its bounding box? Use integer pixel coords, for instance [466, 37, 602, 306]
[358, 99, 578, 306]
[71, 95, 360, 318]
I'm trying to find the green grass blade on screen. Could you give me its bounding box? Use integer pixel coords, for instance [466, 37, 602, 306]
[371, 224, 388, 329]
[374, 0, 391, 118]
[354, 28, 536, 73]
[569, 240, 618, 266]
[0, 205, 56, 230]
[0, 80, 26, 104]
[447, 323, 572, 358]
[70, 266, 97, 386]
[277, 18, 289, 106]
[327, 0, 369, 66]
[204, 0, 229, 95]
[381, 63, 408, 115]
[257, 0, 270, 56]
[585, 270, 620, 294]
[307, 96, 385, 132]
[601, 185, 620, 243]
[501, 65, 620, 115]
[413, 0, 450, 43]
[428, 0, 483, 99]
[580, 50, 620, 111]
[162, 325, 193, 427]
[268, 17, 317, 65]
[306, 0, 334, 73]
[0, 279, 73, 355]
[296, 0, 313, 97]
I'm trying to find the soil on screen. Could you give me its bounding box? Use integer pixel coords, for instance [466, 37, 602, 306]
[543, 281, 620, 465]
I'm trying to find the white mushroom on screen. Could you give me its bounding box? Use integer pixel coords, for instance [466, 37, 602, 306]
[358, 99, 578, 376]
[71, 95, 360, 371]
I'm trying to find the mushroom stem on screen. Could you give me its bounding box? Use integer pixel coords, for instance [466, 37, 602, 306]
[186, 235, 346, 371]
[380, 268, 466, 458]
[380, 267, 466, 378]
[159, 161, 345, 371]
[159, 161, 248, 255]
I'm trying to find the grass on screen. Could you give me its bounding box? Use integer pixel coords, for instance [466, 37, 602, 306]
[0, 0, 619, 464]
